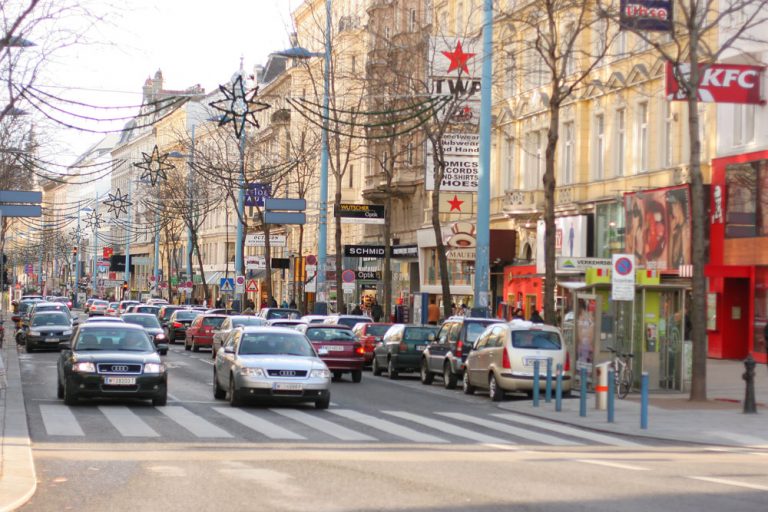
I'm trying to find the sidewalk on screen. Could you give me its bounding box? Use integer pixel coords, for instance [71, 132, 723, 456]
[0, 319, 36, 512]
[498, 358, 768, 448]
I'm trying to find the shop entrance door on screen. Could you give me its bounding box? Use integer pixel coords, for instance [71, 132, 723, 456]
[525, 294, 537, 320]
[658, 289, 685, 390]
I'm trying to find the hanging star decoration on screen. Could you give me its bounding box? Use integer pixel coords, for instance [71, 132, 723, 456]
[209, 73, 271, 140]
[133, 145, 174, 186]
[442, 40, 476, 74]
[84, 210, 103, 231]
[103, 188, 132, 219]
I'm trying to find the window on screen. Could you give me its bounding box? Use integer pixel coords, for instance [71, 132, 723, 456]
[725, 162, 760, 237]
[456, 2, 464, 34]
[616, 108, 626, 176]
[595, 114, 605, 179]
[636, 102, 648, 172]
[502, 136, 515, 191]
[734, 104, 756, 146]
[613, 29, 627, 59]
[351, 55, 357, 74]
[408, 8, 417, 32]
[564, 22, 576, 76]
[348, 165, 354, 188]
[663, 101, 673, 167]
[505, 52, 517, 97]
[562, 121, 574, 184]
[384, 26, 390, 41]
[594, 18, 607, 56]
[525, 131, 543, 190]
[406, 143, 414, 165]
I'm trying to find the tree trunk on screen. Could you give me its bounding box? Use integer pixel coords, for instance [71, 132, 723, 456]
[192, 233, 210, 302]
[334, 175, 344, 314]
[298, 224, 305, 313]
[431, 175, 452, 319]
[543, 98, 561, 325]
[383, 192, 393, 320]
[264, 221, 273, 302]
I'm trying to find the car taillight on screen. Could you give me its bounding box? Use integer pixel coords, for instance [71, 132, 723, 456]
[502, 347, 511, 369]
[399, 342, 408, 352]
[173, 322, 182, 328]
[564, 351, 570, 372]
[455, 340, 463, 358]
[354, 343, 365, 356]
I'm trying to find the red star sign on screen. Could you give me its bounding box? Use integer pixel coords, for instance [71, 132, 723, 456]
[448, 195, 464, 212]
[442, 41, 476, 74]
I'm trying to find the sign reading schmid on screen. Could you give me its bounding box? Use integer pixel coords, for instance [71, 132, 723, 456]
[336, 204, 385, 224]
[666, 62, 764, 104]
[344, 245, 385, 258]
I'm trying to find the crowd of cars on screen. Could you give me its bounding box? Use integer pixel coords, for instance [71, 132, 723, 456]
[10, 295, 572, 409]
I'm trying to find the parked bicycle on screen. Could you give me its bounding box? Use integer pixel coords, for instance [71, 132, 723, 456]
[607, 347, 634, 399]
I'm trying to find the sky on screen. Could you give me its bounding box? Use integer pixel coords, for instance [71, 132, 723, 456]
[31, 0, 298, 164]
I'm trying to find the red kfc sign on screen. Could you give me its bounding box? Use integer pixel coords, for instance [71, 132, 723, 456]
[665, 62, 764, 104]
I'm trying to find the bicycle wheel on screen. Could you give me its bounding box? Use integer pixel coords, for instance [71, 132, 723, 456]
[618, 366, 633, 399]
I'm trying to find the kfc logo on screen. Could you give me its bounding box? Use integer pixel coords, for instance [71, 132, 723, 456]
[666, 62, 765, 104]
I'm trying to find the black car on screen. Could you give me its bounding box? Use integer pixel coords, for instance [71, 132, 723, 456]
[372, 324, 439, 379]
[166, 309, 201, 343]
[57, 323, 167, 406]
[21, 311, 74, 353]
[421, 316, 505, 389]
[121, 313, 169, 355]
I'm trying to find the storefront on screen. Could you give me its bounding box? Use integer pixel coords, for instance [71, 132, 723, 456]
[502, 264, 541, 320]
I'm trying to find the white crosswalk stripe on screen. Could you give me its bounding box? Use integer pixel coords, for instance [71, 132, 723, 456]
[39, 404, 85, 436]
[383, 411, 512, 444]
[437, 412, 580, 446]
[330, 409, 447, 443]
[98, 406, 159, 437]
[158, 406, 233, 438]
[213, 408, 306, 440]
[492, 413, 642, 447]
[270, 408, 377, 441]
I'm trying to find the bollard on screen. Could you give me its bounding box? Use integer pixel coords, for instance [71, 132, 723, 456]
[595, 362, 610, 410]
[555, 363, 563, 412]
[640, 372, 649, 429]
[743, 354, 757, 414]
[545, 358, 553, 403]
[533, 360, 540, 407]
[607, 369, 615, 423]
[579, 367, 587, 417]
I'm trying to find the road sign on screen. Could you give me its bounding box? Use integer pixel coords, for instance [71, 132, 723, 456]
[265, 198, 307, 211]
[0, 191, 43, 203]
[24, 263, 33, 274]
[103, 247, 113, 259]
[264, 198, 307, 225]
[246, 279, 258, 293]
[612, 254, 635, 301]
[341, 269, 356, 284]
[263, 212, 306, 225]
[306, 254, 317, 265]
[219, 278, 234, 293]
[149, 275, 156, 282]
[342, 282, 355, 293]
[235, 275, 245, 286]
[160, 281, 168, 289]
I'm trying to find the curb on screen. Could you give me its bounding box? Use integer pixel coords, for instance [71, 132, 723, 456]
[0, 334, 37, 512]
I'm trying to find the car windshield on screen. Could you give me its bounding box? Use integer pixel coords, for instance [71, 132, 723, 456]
[267, 309, 301, 319]
[232, 317, 266, 327]
[512, 331, 562, 350]
[175, 310, 200, 320]
[93, 300, 109, 306]
[305, 327, 356, 341]
[36, 305, 68, 313]
[136, 306, 159, 313]
[19, 301, 39, 313]
[238, 333, 314, 356]
[161, 307, 182, 319]
[467, 321, 500, 342]
[404, 327, 438, 342]
[122, 315, 161, 328]
[74, 328, 155, 352]
[366, 324, 391, 336]
[202, 317, 226, 327]
[109, 303, 119, 308]
[31, 312, 70, 327]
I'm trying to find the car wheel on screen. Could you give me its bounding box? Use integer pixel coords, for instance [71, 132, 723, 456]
[462, 371, 475, 395]
[372, 356, 383, 376]
[63, 378, 78, 405]
[152, 393, 167, 407]
[489, 374, 504, 402]
[351, 370, 362, 383]
[443, 362, 458, 390]
[332, 371, 343, 382]
[184, 337, 191, 351]
[57, 376, 64, 399]
[160, 350, 167, 356]
[420, 359, 434, 385]
[387, 359, 398, 380]
[315, 394, 330, 410]
[213, 370, 226, 399]
[192, 339, 200, 352]
[228, 376, 242, 407]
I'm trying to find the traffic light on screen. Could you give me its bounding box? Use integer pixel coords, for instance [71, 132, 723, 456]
[73, 245, 78, 256]
[122, 281, 128, 292]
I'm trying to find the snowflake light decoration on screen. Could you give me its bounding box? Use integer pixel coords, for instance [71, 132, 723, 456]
[209, 73, 271, 140]
[104, 188, 132, 219]
[84, 210, 103, 231]
[133, 145, 174, 186]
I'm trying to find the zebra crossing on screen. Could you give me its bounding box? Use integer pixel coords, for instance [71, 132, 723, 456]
[33, 402, 645, 447]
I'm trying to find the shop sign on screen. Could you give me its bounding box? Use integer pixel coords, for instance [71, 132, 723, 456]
[245, 256, 266, 270]
[245, 234, 286, 247]
[337, 204, 385, 224]
[666, 62, 764, 104]
[344, 245, 385, 258]
[426, 133, 479, 192]
[430, 37, 482, 125]
[557, 257, 612, 272]
[355, 270, 381, 281]
[619, 0, 673, 32]
[391, 245, 418, 259]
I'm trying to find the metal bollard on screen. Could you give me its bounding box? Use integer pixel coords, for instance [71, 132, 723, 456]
[555, 363, 563, 412]
[579, 367, 587, 417]
[743, 354, 757, 414]
[640, 372, 649, 429]
[545, 358, 553, 403]
[533, 360, 540, 407]
[607, 369, 615, 423]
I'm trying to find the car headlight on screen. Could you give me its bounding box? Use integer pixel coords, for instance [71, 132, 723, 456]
[143, 363, 166, 374]
[310, 369, 331, 379]
[154, 333, 166, 340]
[239, 367, 265, 377]
[73, 362, 96, 373]
[63, 330, 72, 336]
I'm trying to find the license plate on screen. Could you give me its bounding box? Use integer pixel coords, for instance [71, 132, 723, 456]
[415, 345, 426, 351]
[45, 338, 58, 343]
[273, 382, 302, 391]
[323, 345, 345, 351]
[525, 358, 548, 368]
[104, 377, 136, 385]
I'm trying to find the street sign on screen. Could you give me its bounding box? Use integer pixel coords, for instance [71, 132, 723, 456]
[0, 191, 43, 203]
[306, 254, 317, 265]
[245, 233, 287, 247]
[235, 275, 246, 287]
[245, 255, 266, 270]
[265, 198, 307, 211]
[264, 212, 306, 225]
[244, 183, 271, 207]
[264, 198, 307, 225]
[220, 278, 234, 293]
[246, 279, 258, 292]
[185, 280, 193, 289]
[0, 205, 42, 217]
[612, 254, 635, 301]
[341, 269, 356, 284]
[103, 247, 113, 259]
[342, 282, 355, 293]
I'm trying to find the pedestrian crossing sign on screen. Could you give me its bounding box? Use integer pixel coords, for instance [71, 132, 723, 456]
[219, 278, 234, 293]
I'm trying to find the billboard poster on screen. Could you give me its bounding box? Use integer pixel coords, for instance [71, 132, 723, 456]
[244, 183, 271, 207]
[619, 0, 673, 32]
[426, 133, 479, 192]
[624, 185, 691, 271]
[575, 294, 598, 372]
[429, 37, 482, 125]
[536, 215, 589, 274]
[666, 62, 764, 104]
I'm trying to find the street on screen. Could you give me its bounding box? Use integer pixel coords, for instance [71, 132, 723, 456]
[14, 328, 768, 511]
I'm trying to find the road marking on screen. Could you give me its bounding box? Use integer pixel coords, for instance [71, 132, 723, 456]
[213, 408, 306, 440]
[167, 393, 183, 402]
[98, 406, 159, 437]
[575, 459, 650, 471]
[39, 404, 85, 436]
[330, 409, 447, 443]
[438, 412, 578, 446]
[492, 413, 642, 447]
[271, 409, 376, 441]
[384, 411, 511, 444]
[157, 406, 233, 438]
[688, 476, 768, 491]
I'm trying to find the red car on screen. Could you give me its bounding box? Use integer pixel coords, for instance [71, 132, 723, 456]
[185, 314, 228, 352]
[351, 322, 393, 365]
[298, 324, 365, 383]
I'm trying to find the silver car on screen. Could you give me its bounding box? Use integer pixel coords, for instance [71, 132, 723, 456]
[213, 326, 331, 408]
[211, 316, 267, 359]
[463, 320, 573, 401]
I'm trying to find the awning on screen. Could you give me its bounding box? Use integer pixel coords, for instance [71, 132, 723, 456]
[557, 281, 587, 290]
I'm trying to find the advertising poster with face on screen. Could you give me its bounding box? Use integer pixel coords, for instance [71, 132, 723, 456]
[624, 185, 691, 270]
[576, 295, 598, 372]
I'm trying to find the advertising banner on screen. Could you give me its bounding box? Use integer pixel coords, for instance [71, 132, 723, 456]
[575, 294, 599, 373]
[426, 133, 480, 192]
[244, 183, 271, 207]
[336, 204, 385, 224]
[536, 215, 589, 274]
[619, 0, 673, 31]
[666, 62, 764, 104]
[245, 234, 287, 247]
[430, 37, 482, 125]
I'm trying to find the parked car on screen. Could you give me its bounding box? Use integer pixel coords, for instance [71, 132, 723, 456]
[323, 314, 373, 329]
[117, 300, 140, 315]
[213, 326, 331, 408]
[12, 295, 43, 314]
[166, 309, 202, 343]
[296, 324, 364, 382]
[463, 320, 572, 401]
[211, 315, 267, 359]
[57, 322, 167, 406]
[20, 311, 74, 353]
[372, 324, 438, 379]
[12, 298, 43, 326]
[22, 302, 78, 338]
[257, 308, 302, 320]
[121, 313, 169, 355]
[88, 299, 110, 316]
[185, 314, 227, 352]
[106, 302, 120, 316]
[351, 322, 393, 366]
[421, 316, 505, 389]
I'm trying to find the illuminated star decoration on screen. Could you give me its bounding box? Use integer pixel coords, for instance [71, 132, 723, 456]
[209, 73, 271, 140]
[103, 188, 132, 219]
[442, 40, 476, 74]
[448, 194, 464, 212]
[84, 210, 103, 231]
[133, 145, 174, 186]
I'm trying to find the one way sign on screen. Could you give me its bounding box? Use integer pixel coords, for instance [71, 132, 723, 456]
[219, 277, 234, 293]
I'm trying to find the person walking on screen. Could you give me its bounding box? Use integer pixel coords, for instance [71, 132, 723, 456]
[529, 309, 544, 324]
[280, 298, 289, 308]
[427, 297, 440, 325]
[371, 298, 383, 322]
[289, 299, 297, 309]
[351, 303, 363, 315]
[268, 296, 278, 307]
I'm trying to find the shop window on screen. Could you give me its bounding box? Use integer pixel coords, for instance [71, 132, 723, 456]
[725, 161, 762, 237]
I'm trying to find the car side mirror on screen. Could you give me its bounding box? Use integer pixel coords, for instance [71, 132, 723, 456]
[224, 346, 235, 354]
[427, 333, 436, 342]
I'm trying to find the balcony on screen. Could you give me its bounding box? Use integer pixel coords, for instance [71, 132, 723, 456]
[362, 167, 421, 202]
[502, 189, 545, 215]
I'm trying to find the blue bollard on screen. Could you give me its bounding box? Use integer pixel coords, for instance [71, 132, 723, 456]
[545, 358, 553, 403]
[532, 360, 540, 407]
[579, 367, 587, 417]
[607, 369, 615, 423]
[555, 363, 563, 412]
[641, 372, 649, 429]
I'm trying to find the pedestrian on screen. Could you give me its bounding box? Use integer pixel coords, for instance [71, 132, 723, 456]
[281, 298, 289, 308]
[530, 309, 544, 324]
[371, 298, 383, 322]
[351, 303, 363, 315]
[289, 299, 297, 309]
[513, 308, 524, 320]
[261, 299, 267, 309]
[459, 303, 467, 316]
[247, 298, 255, 310]
[427, 296, 440, 325]
[202, 298, 208, 308]
[268, 296, 278, 307]
[215, 297, 223, 308]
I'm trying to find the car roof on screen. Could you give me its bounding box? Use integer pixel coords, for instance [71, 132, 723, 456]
[506, 319, 561, 333]
[80, 321, 143, 330]
[443, 316, 504, 323]
[306, 323, 351, 329]
[85, 317, 125, 322]
[122, 313, 158, 318]
[239, 326, 304, 334]
[198, 314, 228, 318]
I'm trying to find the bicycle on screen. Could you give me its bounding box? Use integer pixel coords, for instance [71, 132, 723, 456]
[607, 347, 634, 399]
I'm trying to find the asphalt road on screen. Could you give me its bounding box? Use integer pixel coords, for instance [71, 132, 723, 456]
[16, 321, 768, 511]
